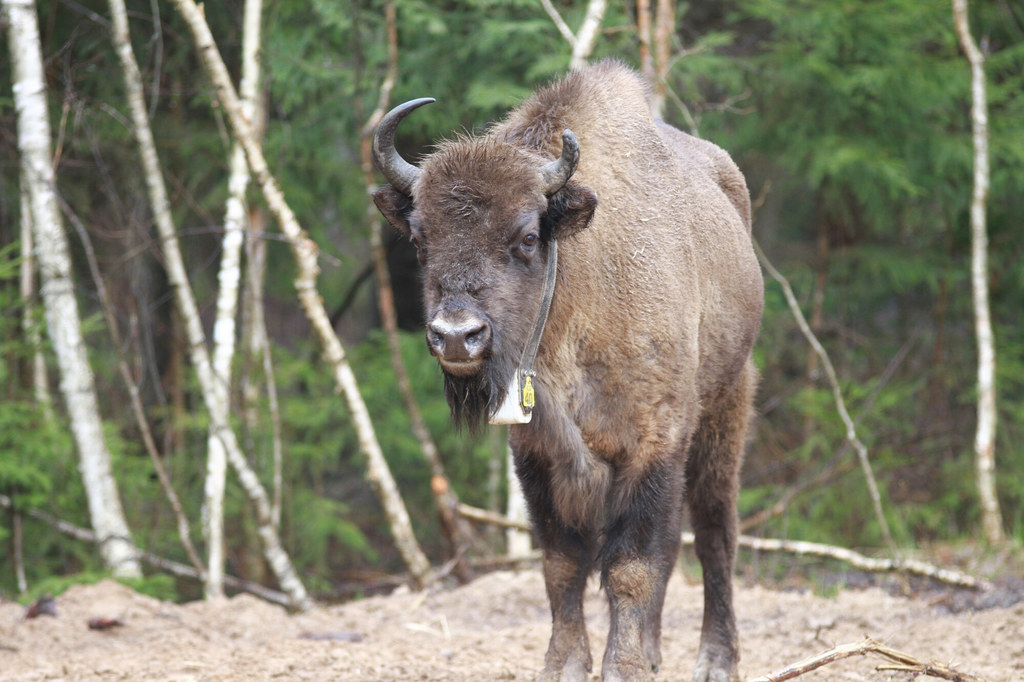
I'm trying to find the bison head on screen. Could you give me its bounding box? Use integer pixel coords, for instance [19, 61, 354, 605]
[372, 99, 597, 431]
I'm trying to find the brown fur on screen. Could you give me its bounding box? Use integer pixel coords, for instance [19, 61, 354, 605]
[374, 60, 763, 682]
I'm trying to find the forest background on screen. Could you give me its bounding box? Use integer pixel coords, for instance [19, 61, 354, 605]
[1, 0, 1023, 605]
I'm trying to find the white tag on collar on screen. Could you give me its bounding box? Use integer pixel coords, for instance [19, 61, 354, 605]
[489, 373, 534, 424]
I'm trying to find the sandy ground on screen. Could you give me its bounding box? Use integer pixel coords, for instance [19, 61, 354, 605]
[1, 570, 1021, 681]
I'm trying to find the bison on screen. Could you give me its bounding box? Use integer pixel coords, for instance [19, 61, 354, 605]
[372, 60, 763, 682]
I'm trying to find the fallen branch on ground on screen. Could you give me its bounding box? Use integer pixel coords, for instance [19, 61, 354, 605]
[0, 494, 290, 607]
[456, 504, 988, 589]
[725, 534, 991, 591]
[748, 636, 987, 682]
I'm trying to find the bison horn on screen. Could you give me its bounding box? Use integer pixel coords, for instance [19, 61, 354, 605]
[372, 97, 435, 196]
[539, 129, 580, 196]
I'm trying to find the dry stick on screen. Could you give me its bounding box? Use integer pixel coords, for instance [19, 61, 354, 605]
[107, 0, 310, 609]
[358, 0, 473, 585]
[456, 503, 987, 589]
[58, 197, 206, 579]
[740, 335, 916, 533]
[754, 240, 900, 564]
[0, 493, 290, 607]
[725, 535, 990, 591]
[747, 636, 987, 682]
[169, 0, 431, 587]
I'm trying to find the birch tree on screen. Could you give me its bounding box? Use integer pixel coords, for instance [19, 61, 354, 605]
[358, 0, 473, 582]
[18, 189, 51, 414]
[106, 0, 311, 608]
[5, 0, 141, 578]
[952, 0, 1005, 546]
[539, 0, 607, 69]
[170, 0, 431, 587]
[204, 0, 264, 600]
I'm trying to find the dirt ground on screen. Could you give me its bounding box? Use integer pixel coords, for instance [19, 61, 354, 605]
[1, 570, 1021, 681]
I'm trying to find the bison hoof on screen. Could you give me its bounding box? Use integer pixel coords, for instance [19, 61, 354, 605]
[691, 652, 739, 682]
[539, 658, 590, 682]
[601, 665, 655, 682]
[601, 654, 656, 682]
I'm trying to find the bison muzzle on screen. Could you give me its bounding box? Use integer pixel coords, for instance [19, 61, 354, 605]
[373, 60, 763, 682]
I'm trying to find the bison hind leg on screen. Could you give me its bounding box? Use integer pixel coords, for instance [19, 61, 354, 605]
[685, 361, 756, 682]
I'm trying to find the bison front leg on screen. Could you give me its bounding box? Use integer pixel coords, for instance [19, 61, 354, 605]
[539, 549, 593, 682]
[600, 459, 686, 682]
[514, 446, 597, 682]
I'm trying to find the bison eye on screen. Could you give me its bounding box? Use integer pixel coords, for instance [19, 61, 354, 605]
[511, 228, 540, 263]
[411, 237, 426, 265]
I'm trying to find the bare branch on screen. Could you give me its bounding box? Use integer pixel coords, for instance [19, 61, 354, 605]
[58, 196, 206, 580]
[571, 0, 607, 68]
[459, 503, 531, 531]
[741, 335, 917, 533]
[538, 0, 577, 47]
[107, 0, 310, 608]
[754, 240, 900, 564]
[747, 636, 987, 682]
[537, 0, 607, 68]
[0, 494, 290, 607]
[360, 0, 473, 584]
[455, 504, 988, 590]
[727, 534, 990, 591]
[169, 0, 431, 587]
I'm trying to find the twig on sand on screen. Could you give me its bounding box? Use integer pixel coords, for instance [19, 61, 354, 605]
[748, 636, 987, 682]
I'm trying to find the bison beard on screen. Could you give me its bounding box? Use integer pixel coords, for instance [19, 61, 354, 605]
[441, 338, 517, 433]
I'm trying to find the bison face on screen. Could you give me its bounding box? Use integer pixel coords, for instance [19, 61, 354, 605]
[373, 119, 596, 430]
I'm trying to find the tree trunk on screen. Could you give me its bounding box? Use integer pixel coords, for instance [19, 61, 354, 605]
[18, 186, 52, 413]
[170, 0, 431, 587]
[107, 0, 311, 608]
[637, 0, 653, 81]
[539, 0, 607, 69]
[6, 0, 141, 578]
[649, 0, 675, 118]
[505, 445, 532, 557]
[204, 0, 264, 600]
[952, 0, 1005, 545]
[239, 207, 284, 531]
[358, 0, 472, 584]
[570, 0, 607, 69]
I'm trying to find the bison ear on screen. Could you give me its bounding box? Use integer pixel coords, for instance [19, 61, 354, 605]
[543, 183, 597, 241]
[373, 185, 415, 237]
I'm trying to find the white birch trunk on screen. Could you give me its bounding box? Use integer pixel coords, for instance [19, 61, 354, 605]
[170, 0, 431, 585]
[5, 0, 141, 578]
[953, 0, 1005, 545]
[203, 0, 264, 600]
[107, 0, 311, 608]
[19, 178, 52, 413]
[505, 444, 532, 557]
[570, 0, 607, 69]
[540, 0, 607, 69]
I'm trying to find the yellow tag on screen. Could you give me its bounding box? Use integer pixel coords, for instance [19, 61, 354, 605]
[521, 375, 536, 410]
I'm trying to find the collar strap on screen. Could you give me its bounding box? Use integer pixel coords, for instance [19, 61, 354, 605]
[488, 239, 558, 424]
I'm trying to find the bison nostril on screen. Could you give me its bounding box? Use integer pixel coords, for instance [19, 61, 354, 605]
[464, 322, 490, 350]
[427, 317, 490, 362]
